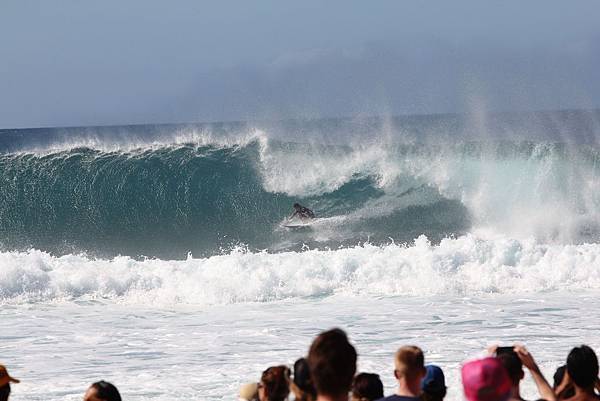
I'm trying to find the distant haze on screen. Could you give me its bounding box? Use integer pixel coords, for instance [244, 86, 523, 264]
[1, 0, 600, 128]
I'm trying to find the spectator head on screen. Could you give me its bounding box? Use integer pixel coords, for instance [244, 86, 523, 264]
[462, 357, 511, 401]
[259, 366, 290, 401]
[351, 373, 384, 401]
[239, 382, 259, 401]
[0, 365, 19, 401]
[291, 358, 316, 401]
[566, 345, 599, 389]
[421, 365, 447, 401]
[552, 365, 575, 399]
[496, 351, 524, 386]
[83, 381, 121, 401]
[552, 365, 566, 389]
[307, 328, 357, 398]
[394, 346, 426, 383]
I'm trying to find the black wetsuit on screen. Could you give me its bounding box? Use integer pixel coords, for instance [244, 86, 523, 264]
[291, 205, 315, 219]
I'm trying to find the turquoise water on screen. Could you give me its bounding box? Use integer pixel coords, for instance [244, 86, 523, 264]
[1, 111, 600, 258]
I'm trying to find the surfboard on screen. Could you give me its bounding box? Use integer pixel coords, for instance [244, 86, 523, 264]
[281, 218, 316, 228]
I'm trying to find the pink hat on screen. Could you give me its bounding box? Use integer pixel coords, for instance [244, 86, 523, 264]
[461, 357, 511, 401]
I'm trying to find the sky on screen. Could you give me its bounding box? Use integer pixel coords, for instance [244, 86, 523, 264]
[1, 0, 600, 128]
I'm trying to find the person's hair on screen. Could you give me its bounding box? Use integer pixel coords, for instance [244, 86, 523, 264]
[294, 203, 301, 208]
[308, 328, 357, 397]
[0, 384, 10, 401]
[395, 346, 424, 380]
[90, 381, 121, 401]
[553, 365, 575, 399]
[291, 358, 316, 401]
[567, 345, 599, 389]
[261, 366, 290, 401]
[553, 365, 566, 389]
[352, 373, 384, 401]
[497, 352, 524, 385]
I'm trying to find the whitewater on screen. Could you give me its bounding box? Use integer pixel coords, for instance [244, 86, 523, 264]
[2, 111, 600, 400]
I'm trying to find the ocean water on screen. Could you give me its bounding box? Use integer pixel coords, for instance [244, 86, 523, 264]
[2, 110, 600, 400]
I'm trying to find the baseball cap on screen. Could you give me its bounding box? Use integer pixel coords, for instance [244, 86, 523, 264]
[462, 357, 511, 401]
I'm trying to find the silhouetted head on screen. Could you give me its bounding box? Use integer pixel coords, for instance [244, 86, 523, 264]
[84, 381, 122, 401]
[553, 365, 575, 399]
[553, 365, 566, 389]
[293, 203, 301, 210]
[567, 345, 599, 389]
[259, 366, 290, 401]
[292, 358, 316, 401]
[497, 351, 524, 385]
[421, 365, 447, 401]
[351, 373, 384, 401]
[308, 328, 357, 398]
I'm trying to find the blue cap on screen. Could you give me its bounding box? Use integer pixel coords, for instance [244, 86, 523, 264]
[421, 365, 446, 391]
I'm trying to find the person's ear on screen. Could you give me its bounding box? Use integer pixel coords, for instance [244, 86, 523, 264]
[394, 369, 400, 379]
[519, 369, 525, 380]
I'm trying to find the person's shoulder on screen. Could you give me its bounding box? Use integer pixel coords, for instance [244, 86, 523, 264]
[376, 396, 420, 401]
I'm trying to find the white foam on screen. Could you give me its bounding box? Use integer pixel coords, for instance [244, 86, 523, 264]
[256, 139, 600, 243]
[257, 140, 402, 196]
[8, 127, 269, 155]
[2, 235, 600, 306]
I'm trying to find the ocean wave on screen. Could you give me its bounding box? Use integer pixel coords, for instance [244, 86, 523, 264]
[2, 235, 600, 306]
[2, 136, 600, 258]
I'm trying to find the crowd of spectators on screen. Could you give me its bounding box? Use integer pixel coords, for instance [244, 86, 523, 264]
[1, 328, 598, 401]
[240, 328, 600, 401]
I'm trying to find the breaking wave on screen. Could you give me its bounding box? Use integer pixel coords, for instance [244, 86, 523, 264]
[1, 130, 600, 258]
[2, 235, 600, 306]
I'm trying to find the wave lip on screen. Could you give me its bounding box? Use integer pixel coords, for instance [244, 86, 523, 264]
[2, 235, 600, 306]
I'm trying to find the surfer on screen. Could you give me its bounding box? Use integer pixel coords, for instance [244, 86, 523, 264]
[289, 203, 315, 220]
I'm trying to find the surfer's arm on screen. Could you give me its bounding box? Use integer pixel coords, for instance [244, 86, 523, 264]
[289, 211, 298, 219]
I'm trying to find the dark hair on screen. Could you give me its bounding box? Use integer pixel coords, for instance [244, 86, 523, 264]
[308, 328, 357, 397]
[553, 365, 566, 389]
[567, 345, 599, 389]
[553, 365, 575, 399]
[294, 203, 301, 208]
[261, 366, 290, 401]
[0, 384, 10, 401]
[292, 358, 316, 401]
[352, 373, 384, 401]
[497, 352, 523, 385]
[91, 381, 121, 401]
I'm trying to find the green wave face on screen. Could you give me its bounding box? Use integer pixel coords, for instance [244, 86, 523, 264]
[0, 140, 473, 258]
